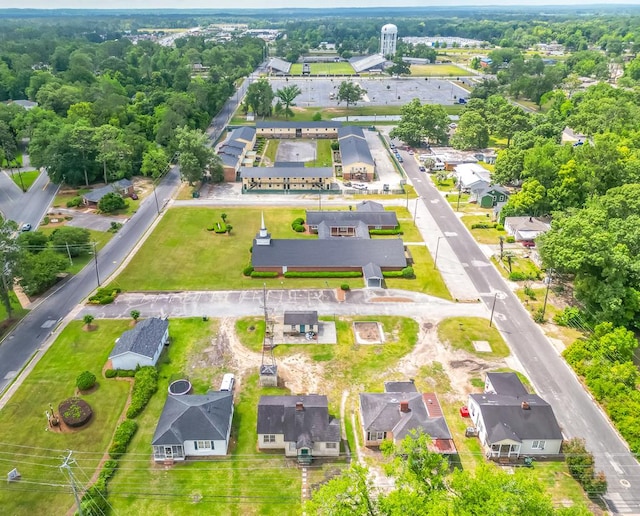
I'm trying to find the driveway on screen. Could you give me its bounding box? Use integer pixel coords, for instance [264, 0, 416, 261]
[53, 208, 127, 232]
[364, 130, 403, 188]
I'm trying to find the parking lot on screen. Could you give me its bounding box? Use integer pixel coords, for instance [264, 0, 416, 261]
[268, 77, 469, 108]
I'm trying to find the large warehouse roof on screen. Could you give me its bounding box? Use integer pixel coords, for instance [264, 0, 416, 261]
[350, 54, 387, 73]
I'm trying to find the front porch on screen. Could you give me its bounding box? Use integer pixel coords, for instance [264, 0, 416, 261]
[153, 444, 185, 462]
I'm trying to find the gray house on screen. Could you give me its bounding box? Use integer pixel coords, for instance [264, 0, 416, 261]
[359, 380, 456, 453]
[82, 178, 135, 205]
[152, 392, 234, 461]
[108, 318, 169, 370]
[283, 311, 319, 335]
[257, 395, 340, 463]
[467, 373, 563, 459]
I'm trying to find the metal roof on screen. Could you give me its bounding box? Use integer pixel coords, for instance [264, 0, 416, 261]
[350, 54, 387, 72]
[268, 57, 292, 73]
[485, 373, 528, 396]
[338, 126, 365, 140]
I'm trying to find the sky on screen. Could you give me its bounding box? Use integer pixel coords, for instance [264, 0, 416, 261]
[1, 0, 639, 8]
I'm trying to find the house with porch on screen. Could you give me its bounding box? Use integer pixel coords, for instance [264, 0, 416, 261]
[283, 311, 319, 335]
[151, 391, 234, 461]
[108, 317, 169, 371]
[257, 395, 340, 463]
[467, 373, 563, 460]
[503, 216, 551, 242]
[359, 380, 456, 453]
[306, 201, 398, 236]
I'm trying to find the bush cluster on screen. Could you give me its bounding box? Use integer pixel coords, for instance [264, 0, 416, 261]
[109, 420, 138, 459]
[126, 367, 159, 419]
[76, 370, 97, 391]
[471, 222, 498, 229]
[291, 217, 305, 232]
[88, 287, 122, 305]
[251, 271, 278, 278]
[506, 236, 515, 243]
[66, 196, 83, 208]
[564, 438, 608, 496]
[59, 397, 93, 427]
[104, 369, 117, 378]
[369, 229, 402, 235]
[383, 271, 403, 278]
[243, 265, 254, 276]
[554, 307, 582, 327]
[284, 271, 362, 278]
[508, 271, 540, 281]
[340, 284, 350, 291]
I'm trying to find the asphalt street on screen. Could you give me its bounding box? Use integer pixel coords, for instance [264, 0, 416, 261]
[0, 168, 58, 227]
[0, 166, 181, 393]
[398, 148, 640, 515]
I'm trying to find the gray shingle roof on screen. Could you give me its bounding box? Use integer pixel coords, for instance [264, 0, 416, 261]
[83, 179, 133, 203]
[257, 395, 340, 445]
[241, 167, 333, 179]
[284, 311, 318, 326]
[359, 391, 453, 441]
[485, 372, 528, 396]
[110, 317, 168, 360]
[306, 210, 397, 228]
[363, 262, 382, 280]
[469, 393, 563, 443]
[268, 57, 292, 73]
[316, 220, 370, 239]
[340, 135, 374, 166]
[338, 126, 365, 140]
[230, 126, 256, 143]
[251, 238, 406, 269]
[257, 121, 342, 130]
[152, 392, 233, 446]
[356, 200, 384, 212]
[384, 381, 418, 393]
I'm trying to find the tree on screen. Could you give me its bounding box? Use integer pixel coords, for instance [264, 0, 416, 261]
[305, 464, 376, 515]
[98, 192, 126, 213]
[275, 84, 302, 119]
[390, 99, 449, 147]
[451, 110, 490, 149]
[83, 314, 94, 327]
[0, 219, 21, 317]
[17, 231, 49, 253]
[49, 227, 91, 257]
[386, 56, 411, 77]
[176, 126, 216, 185]
[130, 310, 140, 322]
[337, 81, 366, 120]
[245, 78, 274, 118]
[94, 125, 131, 184]
[17, 249, 68, 296]
[141, 146, 169, 179]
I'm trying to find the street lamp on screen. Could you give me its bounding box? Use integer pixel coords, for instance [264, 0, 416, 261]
[541, 268, 554, 320]
[413, 196, 421, 222]
[434, 235, 446, 270]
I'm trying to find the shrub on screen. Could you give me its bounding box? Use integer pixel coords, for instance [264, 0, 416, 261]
[533, 308, 546, 323]
[109, 221, 123, 233]
[312, 112, 322, 121]
[523, 286, 536, 299]
[116, 369, 136, 377]
[214, 221, 227, 233]
[554, 307, 582, 327]
[284, 271, 362, 278]
[98, 460, 118, 483]
[471, 222, 497, 229]
[126, 367, 159, 419]
[66, 196, 83, 208]
[109, 420, 138, 459]
[506, 236, 515, 243]
[58, 397, 93, 427]
[340, 284, 350, 291]
[98, 192, 126, 213]
[330, 141, 340, 151]
[243, 265, 254, 276]
[80, 484, 109, 516]
[369, 229, 402, 235]
[496, 224, 504, 231]
[564, 438, 607, 496]
[88, 287, 121, 305]
[383, 271, 403, 278]
[43, 216, 50, 225]
[401, 266, 415, 279]
[508, 271, 539, 281]
[76, 371, 97, 391]
[292, 217, 305, 227]
[251, 271, 278, 278]
[292, 224, 305, 232]
[105, 369, 117, 379]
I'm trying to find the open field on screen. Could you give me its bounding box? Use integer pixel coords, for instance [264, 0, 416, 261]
[461, 215, 506, 244]
[437, 316, 510, 358]
[290, 62, 355, 75]
[112, 207, 450, 297]
[410, 64, 474, 76]
[0, 320, 131, 515]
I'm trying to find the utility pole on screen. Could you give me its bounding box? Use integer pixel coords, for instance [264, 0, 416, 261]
[456, 180, 462, 212]
[92, 242, 100, 286]
[413, 196, 420, 222]
[153, 180, 160, 215]
[65, 243, 73, 266]
[489, 292, 498, 327]
[60, 451, 84, 516]
[541, 268, 553, 320]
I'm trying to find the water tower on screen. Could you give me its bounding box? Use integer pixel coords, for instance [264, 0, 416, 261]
[380, 24, 398, 57]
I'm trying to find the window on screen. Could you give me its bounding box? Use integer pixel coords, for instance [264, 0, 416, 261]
[532, 440, 545, 450]
[367, 431, 387, 441]
[263, 434, 276, 443]
[326, 442, 337, 449]
[195, 440, 212, 450]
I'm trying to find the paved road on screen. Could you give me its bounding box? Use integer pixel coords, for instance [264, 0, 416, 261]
[0, 166, 181, 393]
[398, 148, 640, 515]
[0, 168, 58, 227]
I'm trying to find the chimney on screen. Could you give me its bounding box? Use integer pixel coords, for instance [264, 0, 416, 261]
[295, 402, 304, 411]
[400, 401, 410, 413]
[521, 401, 530, 410]
[409, 378, 415, 384]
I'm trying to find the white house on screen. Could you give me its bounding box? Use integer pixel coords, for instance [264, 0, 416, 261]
[152, 392, 234, 461]
[257, 395, 340, 463]
[108, 318, 169, 370]
[503, 216, 551, 242]
[467, 373, 563, 459]
[454, 163, 491, 192]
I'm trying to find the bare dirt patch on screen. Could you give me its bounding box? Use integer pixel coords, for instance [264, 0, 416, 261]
[353, 321, 384, 344]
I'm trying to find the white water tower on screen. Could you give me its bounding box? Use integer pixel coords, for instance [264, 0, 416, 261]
[380, 23, 398, 57]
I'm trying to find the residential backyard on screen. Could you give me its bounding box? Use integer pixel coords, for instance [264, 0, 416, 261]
[0, 320, 131, 515]
[111, 206, 450, 297]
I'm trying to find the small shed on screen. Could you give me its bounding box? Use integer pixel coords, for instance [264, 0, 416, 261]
[259, 364, 278, 387]
[283, 311, 319, 335]
[363, 262, 383, 288]
[109, 317, 169, 370]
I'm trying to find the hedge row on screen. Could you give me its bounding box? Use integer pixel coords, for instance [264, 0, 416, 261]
[508, 271, 541, 281]
[126, 367, 159, 419]
[284, 271, 362, 278]
[88, 287, 122, 305]
[471, 222, 498, 229]
[207, 221, 227, 233]
[109, 419, 138, 459]
[251, 271, 278, 278]
[383, 271, 403, 278]
[369, 229, 402, 235]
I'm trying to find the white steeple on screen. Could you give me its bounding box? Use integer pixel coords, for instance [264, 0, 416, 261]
[255, 212, 271, 245]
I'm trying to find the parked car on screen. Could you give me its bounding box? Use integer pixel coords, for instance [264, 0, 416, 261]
[397, 156, 403, 163]
[21, 223, 31, 232]
[522, 240, 536, 248]
[130, 193, 139, 200]
[408, 150, 414, 155]
[419, 166, 426, 172]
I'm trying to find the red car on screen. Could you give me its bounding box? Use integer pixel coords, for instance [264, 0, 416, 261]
[459, 406, 470, 417]
[521, 240, 535, 248]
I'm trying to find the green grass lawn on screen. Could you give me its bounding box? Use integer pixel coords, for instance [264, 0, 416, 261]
[53, 188, 91, 208]
[461, 215, 506, 244]
[0, 291, 29, 335]
[409, 64, 474, 76]
[262, 139, 279, 166]
[107, 318, 301, 515]
[492, 254, 543, 281]
[437, 317, 510, 358]
[112, 207, 451, 298]
[305, 138, 333, 167]
[290, 62, 355, 75]
[0, 320, 131, 515]
[9, 169, 40, 191]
